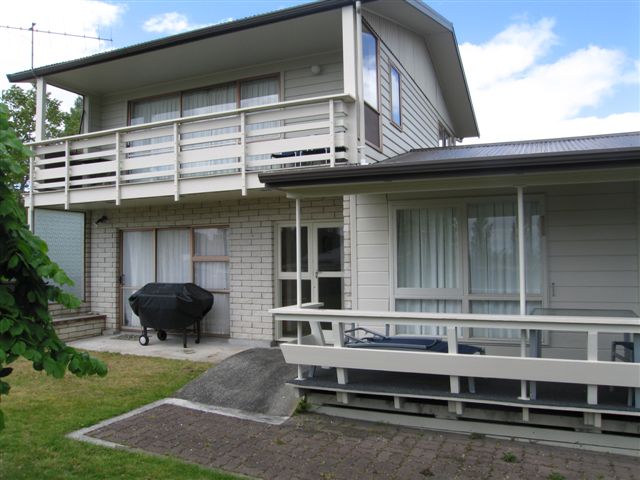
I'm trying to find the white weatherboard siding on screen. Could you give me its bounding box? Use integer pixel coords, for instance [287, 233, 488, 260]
[363, 12, 451, 163]
[97, 52, 344, 131]
[353, 183, 640, 358]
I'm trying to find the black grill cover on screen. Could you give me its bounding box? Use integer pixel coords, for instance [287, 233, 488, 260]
[129, 283, 213, 330]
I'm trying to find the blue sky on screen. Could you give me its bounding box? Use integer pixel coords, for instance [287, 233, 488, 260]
[2, 0, 639, 142]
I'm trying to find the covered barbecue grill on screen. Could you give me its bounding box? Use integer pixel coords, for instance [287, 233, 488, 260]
[129, 283, 213, 348]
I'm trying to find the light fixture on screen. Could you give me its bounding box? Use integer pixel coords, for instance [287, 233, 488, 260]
[95, 215, 108, 225]
[310, 64, 321, 76]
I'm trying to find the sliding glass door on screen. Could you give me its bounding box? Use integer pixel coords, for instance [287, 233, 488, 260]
[121, 227, 230, 335]
[393, 197, 544, 340]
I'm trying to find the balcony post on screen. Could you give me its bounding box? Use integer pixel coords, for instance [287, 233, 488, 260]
[329, 99, 335, 167]
[114, 132, 121, 206]
[447, 327, 463, 415]
[173, 122, 180, 202]
[64, 140, 70, 210]
[240, 112, 247, 196]
[27, 157, 34, 231]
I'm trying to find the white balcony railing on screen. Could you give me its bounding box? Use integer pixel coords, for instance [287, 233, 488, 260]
[28, 94, 353, 208]
[271, 305, 640, 421]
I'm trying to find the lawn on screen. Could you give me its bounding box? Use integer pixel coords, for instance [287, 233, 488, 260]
[0, 352, 240, 480]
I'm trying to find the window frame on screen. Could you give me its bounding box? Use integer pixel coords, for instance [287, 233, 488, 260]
[389, 195, 548, 343]
[389, 64, 402, 129]
[119, 225, 230, 295]
[361, 21, 382, 151]
[127, 73, 281, 126]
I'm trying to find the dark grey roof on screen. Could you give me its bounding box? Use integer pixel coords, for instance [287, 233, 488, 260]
[7, 0, 354, 82]
[385, 131, 640, 164]
[259, 131, 640, 188]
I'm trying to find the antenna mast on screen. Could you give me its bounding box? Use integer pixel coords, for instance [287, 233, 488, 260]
[0, 23, 113, 69]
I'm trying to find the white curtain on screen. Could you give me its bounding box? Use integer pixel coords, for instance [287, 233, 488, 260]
[130, 95, 180, 125]
[470, 301, 542, 339]
[240, 78, 278, 108]
[467, 200, 541, 295]
[194, 227, 227, 256]
[156, 229, 191, 283]
[396, 299, 460, 336]
[122, 231, 155, 327]
[397, 207, 458, 289]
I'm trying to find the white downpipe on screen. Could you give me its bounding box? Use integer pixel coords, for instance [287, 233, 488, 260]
[295, 198, 303, 380]
[354, 1, 365, 165]
[517, 186, 529, 400]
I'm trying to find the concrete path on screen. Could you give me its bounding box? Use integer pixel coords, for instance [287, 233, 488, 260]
[69, 333, 251, 363]
[84, 402, 639, 480]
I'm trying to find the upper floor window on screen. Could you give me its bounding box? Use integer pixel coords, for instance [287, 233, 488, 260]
[130, 94, 179, 125]
[128, 76, 279, 126]
[390, 66, 402, 127]
[362, 27, 378, 110]
[362, 25, 381, 148]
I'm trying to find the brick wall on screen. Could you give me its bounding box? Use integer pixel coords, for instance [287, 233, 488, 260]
[88, 193, 346, 342]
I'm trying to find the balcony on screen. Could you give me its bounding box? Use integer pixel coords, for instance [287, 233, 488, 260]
[26, 94, 353, 209]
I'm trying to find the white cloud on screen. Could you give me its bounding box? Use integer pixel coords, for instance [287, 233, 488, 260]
[460, 19, 640, 143]
[143, 12, 191, 34]
[1, 0, 124, 109]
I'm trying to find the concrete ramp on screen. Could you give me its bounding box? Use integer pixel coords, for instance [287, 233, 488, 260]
[173, 347, 299, 417]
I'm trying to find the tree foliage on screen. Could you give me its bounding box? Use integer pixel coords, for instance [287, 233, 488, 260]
[0, 86, 82, 192]
[0, 104, 106, 431]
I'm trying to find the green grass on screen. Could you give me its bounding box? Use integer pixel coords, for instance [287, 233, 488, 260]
[0, 352, 240, 480]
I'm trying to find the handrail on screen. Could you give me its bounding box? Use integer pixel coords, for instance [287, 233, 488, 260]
[28, 93, 356, 147]
[270, 305, 640, 333]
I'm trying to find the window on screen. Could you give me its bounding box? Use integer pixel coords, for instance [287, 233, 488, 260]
[390, 66, 401, 127]
[362, 25, 381, 148]
[121, 226, 230, 335]
[130, 95, 180, 125]
[393, 197, 544, 340]
[127, 76, 279, 126]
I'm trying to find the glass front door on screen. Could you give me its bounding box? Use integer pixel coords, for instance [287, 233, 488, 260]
[277, 223, 344, 338]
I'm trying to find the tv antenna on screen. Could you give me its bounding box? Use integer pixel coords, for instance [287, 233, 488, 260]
[0, 22, 113, 70]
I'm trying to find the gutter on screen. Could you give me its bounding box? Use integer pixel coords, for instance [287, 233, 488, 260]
[258, 148, 640, 188]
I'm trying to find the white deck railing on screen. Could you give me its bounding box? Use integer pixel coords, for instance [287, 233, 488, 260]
[27, 94, 353, 208]
[271, 305, 640, 421]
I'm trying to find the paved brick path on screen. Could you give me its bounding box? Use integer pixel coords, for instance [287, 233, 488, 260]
[88, 403, 639, 480]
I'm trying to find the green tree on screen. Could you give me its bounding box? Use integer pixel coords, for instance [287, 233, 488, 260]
[0, 85, 82, 192]
[0, 104, 106, 431]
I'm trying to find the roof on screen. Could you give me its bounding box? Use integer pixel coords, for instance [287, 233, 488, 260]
[259, 131, 640, 188]
[6, 0, 353, 83]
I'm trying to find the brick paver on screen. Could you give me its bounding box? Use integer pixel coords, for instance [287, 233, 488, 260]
[88, 403, 639, 480]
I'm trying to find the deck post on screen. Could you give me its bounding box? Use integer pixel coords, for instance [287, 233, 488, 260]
[295, 198, 304, 380]
[447, 327, 463, 415]
[517, 186, 531, 401]
[585, 331, 601, 427]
